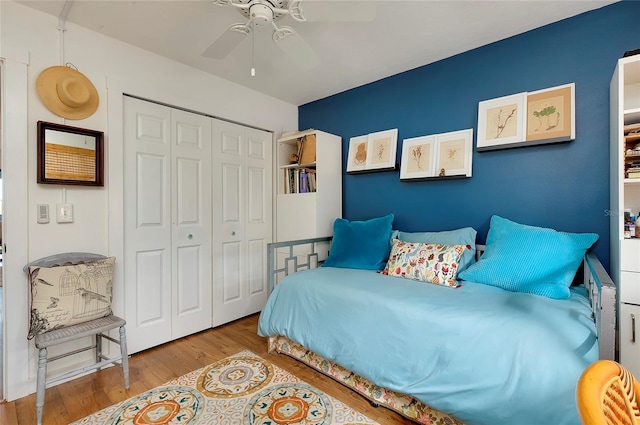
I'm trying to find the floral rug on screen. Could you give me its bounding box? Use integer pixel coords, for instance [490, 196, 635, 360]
[72, 350, 380, 425]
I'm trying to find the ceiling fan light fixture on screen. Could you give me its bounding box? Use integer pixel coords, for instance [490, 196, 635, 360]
[250, 3, 274, 27]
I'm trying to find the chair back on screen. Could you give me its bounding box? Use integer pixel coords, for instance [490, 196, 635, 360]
[577, 360, 640, 425]
[23, 252, 107, 272]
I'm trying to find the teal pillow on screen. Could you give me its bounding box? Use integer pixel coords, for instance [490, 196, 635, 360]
[457, 215, 599, 299]
[324, 214, 394, 270]
[390, 227, 477, 272]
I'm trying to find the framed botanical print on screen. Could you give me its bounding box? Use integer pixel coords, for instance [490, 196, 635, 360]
[435, 129, 473, 178]
[476, 92, 527, 151]
[526, 83, 575, 144]
[400, 135, 436, 180]
[366, 128, 398, 171]
[346, 135, 369, 172]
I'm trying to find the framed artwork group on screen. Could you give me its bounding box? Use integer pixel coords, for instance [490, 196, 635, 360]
[400, 129, 473, 180]
[343, 82, 575, 180]
[346, 128, 398, 173]
[477, 83, 575, 151]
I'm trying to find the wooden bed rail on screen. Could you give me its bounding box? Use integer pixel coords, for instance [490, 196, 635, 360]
[267, 239, 617, 361]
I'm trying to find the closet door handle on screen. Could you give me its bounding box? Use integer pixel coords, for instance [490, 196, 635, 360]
[187, 234, 193, 240]
[632, 314, 636, 343]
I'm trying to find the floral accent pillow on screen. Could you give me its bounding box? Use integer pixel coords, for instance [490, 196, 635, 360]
[382, 239, 466, 287]
[28, 257, 115, 339]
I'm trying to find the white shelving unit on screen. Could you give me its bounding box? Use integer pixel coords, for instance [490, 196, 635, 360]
[610, 54, 640, 375]
[276, 129, 342, 243]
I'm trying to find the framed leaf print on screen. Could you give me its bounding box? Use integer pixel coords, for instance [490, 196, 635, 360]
[526, 83, 575, 144]
[476, 92, 527, 151]
[346, 135, 368, 172]
[366, 128, 398, 171]
[400, 135, 436, 180]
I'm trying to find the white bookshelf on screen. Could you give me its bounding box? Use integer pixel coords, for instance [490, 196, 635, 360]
[611, 54, 640, 376]
[276, 129, 342, 243]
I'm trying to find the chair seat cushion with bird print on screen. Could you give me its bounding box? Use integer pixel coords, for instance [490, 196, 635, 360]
[27, 257, 115, 339]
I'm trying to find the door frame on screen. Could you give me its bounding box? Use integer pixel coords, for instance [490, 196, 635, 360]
[1, 50, 31, 401]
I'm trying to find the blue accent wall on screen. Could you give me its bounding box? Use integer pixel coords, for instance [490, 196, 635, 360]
[299, 1, 640, 272]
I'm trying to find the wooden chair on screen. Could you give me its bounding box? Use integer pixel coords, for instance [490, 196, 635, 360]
[24, 253, 129, 425]
[577, 359, 640, 425]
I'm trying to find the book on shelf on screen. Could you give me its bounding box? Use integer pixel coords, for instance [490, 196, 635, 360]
[282, 167, 317, 194]
[307, 169, 316, 192]
[289, 169, 296, 194]
[300, 171, 309, 193]
[629, 172, 640, 179]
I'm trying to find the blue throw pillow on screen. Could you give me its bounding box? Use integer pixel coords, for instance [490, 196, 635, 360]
[323, 214, 394, 270]
[457, 215, 599, 299]
[390, 227, 477, 273]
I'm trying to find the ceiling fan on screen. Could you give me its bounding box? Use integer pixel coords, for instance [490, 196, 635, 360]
[203, 0, 376, 72]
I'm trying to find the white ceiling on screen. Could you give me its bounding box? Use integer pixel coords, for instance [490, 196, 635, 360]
[19, 0, 618, 106]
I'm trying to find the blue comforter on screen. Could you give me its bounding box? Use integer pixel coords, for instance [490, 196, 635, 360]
[257, 267, 597, 425]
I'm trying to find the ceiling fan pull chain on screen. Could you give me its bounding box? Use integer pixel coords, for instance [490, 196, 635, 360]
[251, 21, 256, 77]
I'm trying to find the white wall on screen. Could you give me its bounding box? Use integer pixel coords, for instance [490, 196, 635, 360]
[0, 1, 298, 401]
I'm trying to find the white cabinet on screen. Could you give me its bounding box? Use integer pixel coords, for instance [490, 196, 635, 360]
[620, 302, 640, 374]
[276, 130, 342, 242]
[611, 54, 640, 376]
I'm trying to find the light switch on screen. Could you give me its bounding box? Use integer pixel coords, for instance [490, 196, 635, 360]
[56, 203, 73, 223]
[37, 204, 49, 224]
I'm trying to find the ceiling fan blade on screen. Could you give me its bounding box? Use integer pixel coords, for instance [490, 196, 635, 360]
[291, 0, 377, 22]
[273, 26, 320, 71]
[202, 24, 250, 59]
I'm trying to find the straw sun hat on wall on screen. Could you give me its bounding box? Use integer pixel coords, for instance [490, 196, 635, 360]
[36, 65, 99, 120]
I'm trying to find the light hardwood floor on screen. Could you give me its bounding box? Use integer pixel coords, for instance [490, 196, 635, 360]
[0, 313, 414, 425]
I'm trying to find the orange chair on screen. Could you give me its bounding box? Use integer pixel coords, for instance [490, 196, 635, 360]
[577, 360, 640, 425]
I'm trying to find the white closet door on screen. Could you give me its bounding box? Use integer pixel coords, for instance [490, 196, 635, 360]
[124, 97, 213, 354]
[212, 120, 272, 326]
[244, 127, 273, 315]
[123, 97, 172, 353]
[170, 109, 212, 339]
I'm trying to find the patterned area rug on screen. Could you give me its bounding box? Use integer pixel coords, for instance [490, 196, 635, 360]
[72, 350, 380, 425]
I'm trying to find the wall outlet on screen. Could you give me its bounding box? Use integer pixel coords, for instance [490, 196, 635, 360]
[37, 204, 49, 224]
[56, 203, 74, 223]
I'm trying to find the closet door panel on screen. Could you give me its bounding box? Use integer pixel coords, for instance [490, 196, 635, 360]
[212, 122, 272, 325]
[135, 250, 167, 325]
[214, 157, 244, 325]
[244, 128, 272, 314]
[124, 97, 172, 354]
[222, 163, 241, 224]
[171, 109, 212, 339]
[176, 245, 201, 312]
[222, 241, 242, 302]
[248, 238, 265, 297]
[136, 154, 166, 227]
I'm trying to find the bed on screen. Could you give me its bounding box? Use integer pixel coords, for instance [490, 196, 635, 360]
[257, 215, 616, 425]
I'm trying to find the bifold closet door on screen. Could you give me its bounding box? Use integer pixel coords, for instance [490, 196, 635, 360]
[123, 97, 212, 354]
[212, 120, 272, 327]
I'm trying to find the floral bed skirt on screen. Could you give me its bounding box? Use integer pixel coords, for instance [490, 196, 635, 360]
[268, 335, 464, 425]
